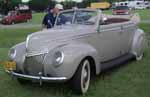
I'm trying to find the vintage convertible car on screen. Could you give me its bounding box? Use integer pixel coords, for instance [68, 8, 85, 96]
[5, 9, 145, 94]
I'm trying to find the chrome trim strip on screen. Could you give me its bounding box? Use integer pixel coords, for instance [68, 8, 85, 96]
[10, 71, 67, 81]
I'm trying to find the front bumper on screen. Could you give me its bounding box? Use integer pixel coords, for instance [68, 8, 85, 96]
[8, 71, 67, 84]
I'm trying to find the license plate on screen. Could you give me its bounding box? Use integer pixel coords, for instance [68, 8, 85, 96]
[4, 61, 16, 71]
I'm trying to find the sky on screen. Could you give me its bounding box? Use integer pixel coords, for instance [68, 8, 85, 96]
[22, 0, 83, 3]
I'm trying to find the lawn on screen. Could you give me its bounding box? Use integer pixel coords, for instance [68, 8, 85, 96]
[0, 9, 150, 97]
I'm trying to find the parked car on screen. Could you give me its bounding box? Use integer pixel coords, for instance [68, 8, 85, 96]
[4, 9, 145, 94]
[2, 10, 32, 25]
[112, 6, 131, 15]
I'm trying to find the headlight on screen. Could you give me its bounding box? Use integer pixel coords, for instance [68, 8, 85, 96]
[53, 51, 64, 67]
[9, 48, 16, 59]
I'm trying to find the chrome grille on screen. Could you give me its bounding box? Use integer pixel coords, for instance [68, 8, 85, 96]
[24, 55, 45, 76]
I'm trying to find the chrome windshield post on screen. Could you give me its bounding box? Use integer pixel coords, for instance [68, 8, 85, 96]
[96, 10, 102, 33]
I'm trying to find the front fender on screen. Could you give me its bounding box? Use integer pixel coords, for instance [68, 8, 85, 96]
[43, 42, 100, 80]
[10, 42, 26, 72]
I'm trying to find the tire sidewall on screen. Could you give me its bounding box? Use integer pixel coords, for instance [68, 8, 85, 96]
[81, 60, 91, 94]
[71, 59, 91, 94]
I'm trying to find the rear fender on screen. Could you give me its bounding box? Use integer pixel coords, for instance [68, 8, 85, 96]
[131, 29, 146, 57]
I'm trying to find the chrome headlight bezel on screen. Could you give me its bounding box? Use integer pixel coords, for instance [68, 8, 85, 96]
[26, 35, 30, 48]
[9, 48, 16, 59]
[52, 51, 64, 67]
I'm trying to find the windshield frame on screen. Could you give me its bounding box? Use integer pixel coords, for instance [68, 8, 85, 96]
[54, 9, 99, 27]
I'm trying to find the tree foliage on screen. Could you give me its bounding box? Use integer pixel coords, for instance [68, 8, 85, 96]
[29, 0, 51, 11]
[0, 0, 128, 14]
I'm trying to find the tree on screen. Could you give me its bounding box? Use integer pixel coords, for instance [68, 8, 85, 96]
[11, 0, 22, 7]
[29, 0, 56, 11]
[60, 0, 77, 9]
[0, 0, 12, 15]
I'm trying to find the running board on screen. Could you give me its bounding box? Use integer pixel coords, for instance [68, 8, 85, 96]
[101, 53, 135, 71]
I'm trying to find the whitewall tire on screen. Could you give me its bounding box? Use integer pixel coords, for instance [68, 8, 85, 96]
[71, 59, 91, 94]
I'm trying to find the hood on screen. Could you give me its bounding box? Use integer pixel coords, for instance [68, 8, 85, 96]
[26, 25, 95, 56]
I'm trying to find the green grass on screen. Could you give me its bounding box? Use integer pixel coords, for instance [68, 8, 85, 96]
[140, 23, 150, 33]
[29, 12, 46, 24]
[0, 28, 41, 60]
[134, 9, 150, 20]
[0, 10, 150, 97]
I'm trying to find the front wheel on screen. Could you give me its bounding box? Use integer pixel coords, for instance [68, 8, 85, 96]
[71, 59, 91, 94]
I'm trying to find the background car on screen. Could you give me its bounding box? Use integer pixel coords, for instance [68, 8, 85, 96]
[2, 9, 32, 25]
[112, 6, 131, 15]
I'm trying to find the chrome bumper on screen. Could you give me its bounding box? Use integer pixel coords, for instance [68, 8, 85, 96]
[9, 71, 67, 84]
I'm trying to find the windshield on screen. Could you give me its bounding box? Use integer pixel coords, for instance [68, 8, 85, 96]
[115, 6, 129, 10]
[56, 10, 98, 26]
[7, 11, 16, 16]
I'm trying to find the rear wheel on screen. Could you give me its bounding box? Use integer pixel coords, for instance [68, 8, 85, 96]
[71, 59, 91, 94]
[26, 19, 30, 22]
[11, 21, 15, 25]
[136, 53, 144, 61]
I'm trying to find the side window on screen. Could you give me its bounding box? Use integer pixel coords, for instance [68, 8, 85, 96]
[75, 11, 97, 25]
[56, 11, 74, 25]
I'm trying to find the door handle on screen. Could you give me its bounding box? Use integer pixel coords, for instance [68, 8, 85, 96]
[120, 26, 123, 34]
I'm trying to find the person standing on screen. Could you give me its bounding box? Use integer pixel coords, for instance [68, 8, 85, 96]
[42, 4, 63, 29]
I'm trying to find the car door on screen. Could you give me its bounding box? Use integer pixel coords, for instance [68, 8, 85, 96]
[16, 12, 24, 22]
[97, 23, 122, 62]
[14, 12, 21, 22]
[21, 13, 27, 21]
[119, 21, 136, 55]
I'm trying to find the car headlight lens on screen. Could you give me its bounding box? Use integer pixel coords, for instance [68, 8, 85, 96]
[9, 48, 16, 59]
[53, 51, 64, 67]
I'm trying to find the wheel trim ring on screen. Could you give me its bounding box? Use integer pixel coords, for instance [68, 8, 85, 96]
[81, 60, 90, 93]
